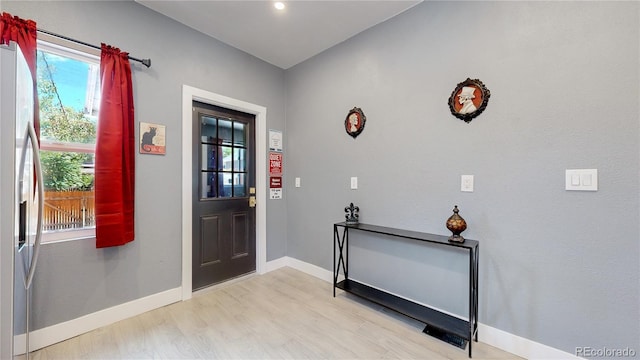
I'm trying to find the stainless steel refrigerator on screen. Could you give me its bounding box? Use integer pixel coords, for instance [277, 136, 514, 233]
[0, 41, 44, 359]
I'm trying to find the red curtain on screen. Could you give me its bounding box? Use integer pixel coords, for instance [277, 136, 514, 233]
[0, 12, 39, 138]
[95, 44, 135, 248]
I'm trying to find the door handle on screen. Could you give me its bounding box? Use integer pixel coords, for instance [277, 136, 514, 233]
[18, 122, 43, 290]
[249, 196, 256, 208]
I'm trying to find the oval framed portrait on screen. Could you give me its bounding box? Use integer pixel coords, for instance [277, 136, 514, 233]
[448, 78, 490, 123]
[345, 107, 366, 138]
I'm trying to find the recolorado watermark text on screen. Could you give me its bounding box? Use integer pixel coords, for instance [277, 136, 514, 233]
[576, 346, 636, 358]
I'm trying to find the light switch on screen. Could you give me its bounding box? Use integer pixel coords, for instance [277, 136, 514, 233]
[571, 174, 580, 186]
[295, 177, 301, 188]
[565, 169, 598, 191]
[461, 175, 474, 192]
[350, 177, 358, 190]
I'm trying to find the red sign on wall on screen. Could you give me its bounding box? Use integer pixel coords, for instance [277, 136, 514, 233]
[269, 152, 283, 177]
[270, 177, 282, 188]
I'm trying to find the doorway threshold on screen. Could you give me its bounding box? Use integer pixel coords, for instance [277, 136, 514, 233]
[192, 271, 257, 297]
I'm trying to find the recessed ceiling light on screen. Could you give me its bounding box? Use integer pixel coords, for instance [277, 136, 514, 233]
[274, 2, 285, 10]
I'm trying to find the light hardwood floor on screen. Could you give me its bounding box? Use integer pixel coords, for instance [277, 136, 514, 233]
[31, 267, 521, 359]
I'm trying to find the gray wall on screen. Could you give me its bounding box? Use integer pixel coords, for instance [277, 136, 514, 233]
[285, 1, 639, 355]
[3, 0, 287, 329]
[3, 0, 639, 357]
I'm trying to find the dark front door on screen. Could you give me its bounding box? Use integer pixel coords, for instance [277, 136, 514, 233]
[192, 101, 256, 291]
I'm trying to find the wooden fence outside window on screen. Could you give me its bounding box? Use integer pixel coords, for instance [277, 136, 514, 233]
[43, 190, 95, 231]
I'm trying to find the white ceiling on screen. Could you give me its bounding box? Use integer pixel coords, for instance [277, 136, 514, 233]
[135, 0, 422, 69]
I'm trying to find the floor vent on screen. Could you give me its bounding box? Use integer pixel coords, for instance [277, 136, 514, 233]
[423, 325, 468, 350]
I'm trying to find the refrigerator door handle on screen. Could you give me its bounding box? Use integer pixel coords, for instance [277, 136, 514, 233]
[17, 121, 44, 290]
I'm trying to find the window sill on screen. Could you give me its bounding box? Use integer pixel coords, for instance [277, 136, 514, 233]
[42, 228, 95, 244]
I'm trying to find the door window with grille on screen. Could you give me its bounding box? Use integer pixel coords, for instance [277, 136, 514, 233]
[200, 116, 248, 199]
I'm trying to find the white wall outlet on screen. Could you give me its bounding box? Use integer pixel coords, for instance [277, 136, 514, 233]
[565, 169, 598, 191]
[295, 177, 301, 188]
[461, 175, 474, 192]
[350, 177, 358, 190]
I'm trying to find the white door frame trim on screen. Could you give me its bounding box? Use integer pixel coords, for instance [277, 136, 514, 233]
[181, 85, 267, 301]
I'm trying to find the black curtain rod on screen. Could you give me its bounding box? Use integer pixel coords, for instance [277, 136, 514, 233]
[37, 28, 151, 68]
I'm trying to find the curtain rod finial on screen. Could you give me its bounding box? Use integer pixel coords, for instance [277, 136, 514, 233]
[141, 59, 151, 68]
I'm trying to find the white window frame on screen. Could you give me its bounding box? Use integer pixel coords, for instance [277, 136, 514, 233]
[37, 40, 99, 243]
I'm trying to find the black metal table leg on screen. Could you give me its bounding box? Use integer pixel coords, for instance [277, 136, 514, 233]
[334, 225, 348, 297]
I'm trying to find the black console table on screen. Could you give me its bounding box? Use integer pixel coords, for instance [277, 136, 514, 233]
[333, 222, 479, 357]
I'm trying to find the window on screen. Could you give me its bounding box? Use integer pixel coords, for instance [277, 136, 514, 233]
[200, 116, 249, 199]
[36, 41, 100, 242]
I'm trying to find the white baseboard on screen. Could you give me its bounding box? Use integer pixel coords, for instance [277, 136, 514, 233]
[264, 255, 289, 273]
[266, 256, 332, 282]
[479, 323, 580, 360]
[26, 287, 182, 352]
[285, 257, 335, 282]
[267, 256, 580, 360]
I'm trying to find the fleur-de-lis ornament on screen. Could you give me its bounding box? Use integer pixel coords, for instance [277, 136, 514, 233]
[345, 203, 360, 225]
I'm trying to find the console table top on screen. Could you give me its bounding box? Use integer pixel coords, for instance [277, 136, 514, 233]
[334, 222, 479, 249]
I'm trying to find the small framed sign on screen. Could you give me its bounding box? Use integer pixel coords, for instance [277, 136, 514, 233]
[448, 78, 491, 123]
[269, 129, 283, 152]
[269, 152, 283, 177]
[139, 122, 166, 155]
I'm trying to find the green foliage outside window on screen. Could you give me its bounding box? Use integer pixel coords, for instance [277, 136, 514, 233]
[37, 51, 96, 191]
[40, 151, 93, 191]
